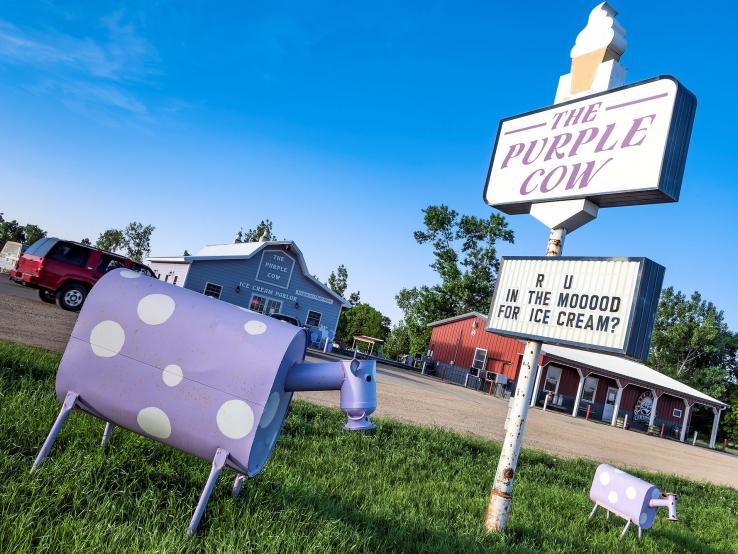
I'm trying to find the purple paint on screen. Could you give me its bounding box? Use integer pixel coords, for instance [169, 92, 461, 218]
[589, 464, 678, 540]
[31, 269, 377, 533]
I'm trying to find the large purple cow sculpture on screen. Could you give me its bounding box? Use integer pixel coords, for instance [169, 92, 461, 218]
[30, 269, 377, 534]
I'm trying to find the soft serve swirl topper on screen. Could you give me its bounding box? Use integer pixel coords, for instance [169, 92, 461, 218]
[556, 2, 628, 103]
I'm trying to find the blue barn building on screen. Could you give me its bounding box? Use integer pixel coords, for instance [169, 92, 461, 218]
[148, 239, 350, 348]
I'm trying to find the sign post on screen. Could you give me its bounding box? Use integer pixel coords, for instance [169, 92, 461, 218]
[482, 3, 695, 532]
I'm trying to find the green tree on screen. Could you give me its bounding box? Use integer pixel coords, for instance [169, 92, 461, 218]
[183, 249, 191, 256]
[348, 291, 361, 305]
[335, 303, 391, 347]
[383, 322, 411, 360]
[0, 215, 25, 248]
[327, 264, 349, 297]
[242, 220, 275, 242]
[23, 224, 46, 245]
[80, 238, 92, 246]
[396, 204, 513, 353]
[124, 222, 155, 262]
[648, 287, 738, 439]
[96, 229, 126, 252]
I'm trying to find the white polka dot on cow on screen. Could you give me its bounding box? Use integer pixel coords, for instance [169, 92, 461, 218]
[119, 269, 141, 279]
[217, 399, 254, 439]
[260, 392, 281, 428]
[639, 512, 648, 525]
[244, 320, 267, 335]
[137, 407, 172, 439]
[90, 320, 125, 357]
[599, 471, 611, 485]
[137, 294, 176, 325]
[626, 486, 637, 500]
[608, 491, 619, 504]
[162, 364, 183, 387]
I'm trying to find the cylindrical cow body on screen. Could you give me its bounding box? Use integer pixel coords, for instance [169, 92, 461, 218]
[590, 464, 661, 530]
[56, 269, 306, 476]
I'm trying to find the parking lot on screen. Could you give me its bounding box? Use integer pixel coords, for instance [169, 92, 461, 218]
[2, 274, 737, 489]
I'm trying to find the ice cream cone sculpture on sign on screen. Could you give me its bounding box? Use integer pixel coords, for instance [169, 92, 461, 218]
[555, 3, 627, 103]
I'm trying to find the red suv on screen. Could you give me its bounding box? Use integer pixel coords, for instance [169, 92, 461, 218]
[10, 237, 154, 311]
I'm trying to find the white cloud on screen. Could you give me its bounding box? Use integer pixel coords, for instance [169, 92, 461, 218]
[0, 11, 158, 117]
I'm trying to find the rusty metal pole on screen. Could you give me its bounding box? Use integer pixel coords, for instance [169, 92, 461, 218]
[484, 227, 565, 532]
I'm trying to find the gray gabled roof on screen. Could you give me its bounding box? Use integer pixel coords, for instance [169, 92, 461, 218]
[183, 240, 351, 308]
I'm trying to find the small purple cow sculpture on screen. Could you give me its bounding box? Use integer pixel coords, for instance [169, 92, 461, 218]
[30, 269, 376, 534]
[589, 464, 678, 540]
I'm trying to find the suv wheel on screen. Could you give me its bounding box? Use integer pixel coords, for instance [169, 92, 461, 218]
[57, 283, 88, 311]
[38, 289, 56, 304]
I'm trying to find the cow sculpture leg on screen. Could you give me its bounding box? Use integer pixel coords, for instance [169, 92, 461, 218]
[31, 391, 79, 472]
[588, 504, 598, 520]
[232, 474, 246, 498]
[101, 422, 114, 450]
[187, 448, 229, 536]
[619, 520, 631, 540]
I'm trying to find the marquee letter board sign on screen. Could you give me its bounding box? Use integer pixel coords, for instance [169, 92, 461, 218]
[486, 256, 664, 361]
[484, 76, 696, 214]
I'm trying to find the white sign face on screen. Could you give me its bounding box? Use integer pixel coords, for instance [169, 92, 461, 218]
[487, 257, 664, 360]
[484, 77, 696, 214]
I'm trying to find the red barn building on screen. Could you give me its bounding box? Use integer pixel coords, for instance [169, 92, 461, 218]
[428, 312, 728, 448]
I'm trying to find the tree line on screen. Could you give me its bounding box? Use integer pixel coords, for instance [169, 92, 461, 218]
[0, 213, 156, 263]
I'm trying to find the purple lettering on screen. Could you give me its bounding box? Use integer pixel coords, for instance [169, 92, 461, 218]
[520, 169, 545, 195]
[594, 123, 618, 153]
[564, 158, 613, 190]
[522, 138, 549, 165]
[622, 114, 656, 148]
[568, 127, 599, 157]
[540, 166, 567, 193]
[564, 106, 585, 127]
[501, 143, 525, 168]
[582, 102, 602, 123]
[544, 133, 573, 162]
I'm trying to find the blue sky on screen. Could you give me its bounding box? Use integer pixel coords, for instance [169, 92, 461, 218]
[1, 1, 736, 329]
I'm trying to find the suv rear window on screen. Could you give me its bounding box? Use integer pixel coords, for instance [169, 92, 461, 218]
[48, 242, 91, 267]
[97, 255, 126, 273]
[24, 237, 57, 257]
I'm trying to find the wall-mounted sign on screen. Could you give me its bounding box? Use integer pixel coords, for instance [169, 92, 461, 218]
[256, 250, 295, 290]
[484, 76, 696, 214]
[633, 391, 654, 423]
[486, 256, 664, 361]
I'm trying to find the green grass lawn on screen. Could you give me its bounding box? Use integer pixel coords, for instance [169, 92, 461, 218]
[1, 340, 737, 553]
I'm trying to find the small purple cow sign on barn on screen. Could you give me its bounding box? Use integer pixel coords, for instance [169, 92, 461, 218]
[589, 464, 678, 540]
[30, 269, 377, 534]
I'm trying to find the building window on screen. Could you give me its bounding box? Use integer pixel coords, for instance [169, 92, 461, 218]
[673, 408, 682, 418]
[265, 299, 281, 315]
[250, 295, 281, 315]
[164, 274, 169, 282]
[543, 365, 562, 393]
[306, 310, 321, 327]
[173, 275, 178, 285]
[472, 348, 487, 371]
[203, 282, 222, 299]
[581, 376, 599, 403]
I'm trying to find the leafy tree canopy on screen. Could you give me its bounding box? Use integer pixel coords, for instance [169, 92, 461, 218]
[335, 303, 391, 348]
[328, 264, 348, 297]
[0, 213, 47, 249]
[648, 287, 738, 440]
[96, 229, 126, 253]
[124, 222, 155, 262]
[238, 220, 275, 242]
[396, 204, 513, 354]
